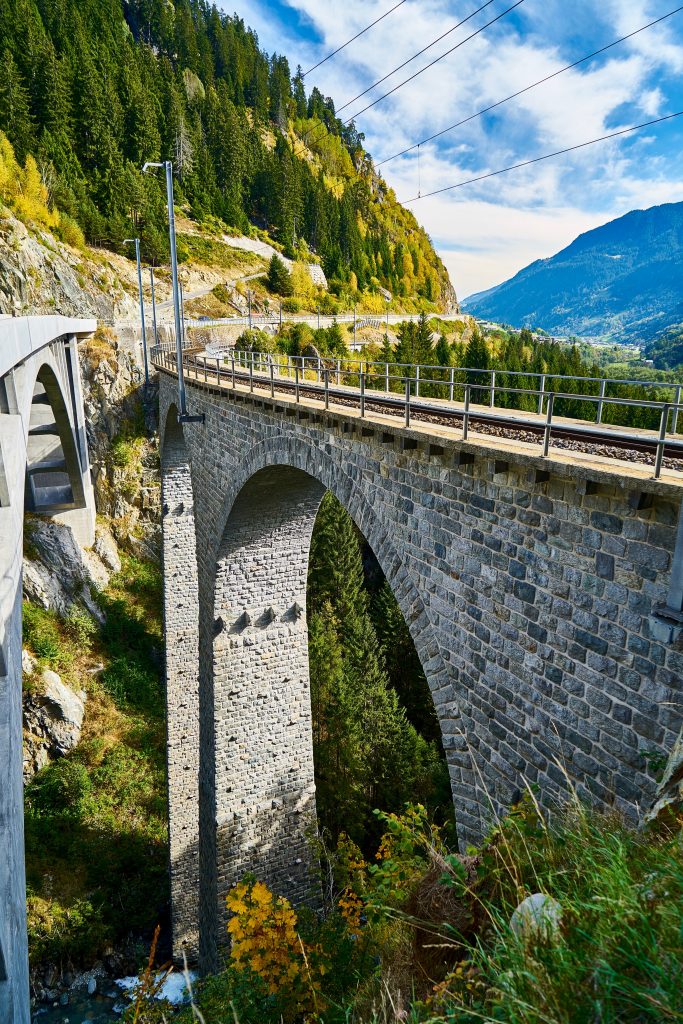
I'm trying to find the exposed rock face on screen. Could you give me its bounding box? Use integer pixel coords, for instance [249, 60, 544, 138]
[23, 519, 110, 620]
[0, 210, 137, 320]
[79, 330, 161, 562]
[23, 670, 86, 780]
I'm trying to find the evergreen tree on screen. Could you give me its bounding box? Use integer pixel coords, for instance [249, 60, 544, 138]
[266, 253, 293, 296]
[0, 50, 34, 161]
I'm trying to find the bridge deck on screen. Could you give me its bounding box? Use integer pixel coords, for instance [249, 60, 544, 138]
[155, 354, 683, 494]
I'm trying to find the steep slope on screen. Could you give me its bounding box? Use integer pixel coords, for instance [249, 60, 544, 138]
[463, 202, 683, 340]
[0, 0, 456, 312]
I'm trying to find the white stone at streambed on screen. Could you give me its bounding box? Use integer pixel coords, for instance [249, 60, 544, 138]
[114, 970, 199, 1008]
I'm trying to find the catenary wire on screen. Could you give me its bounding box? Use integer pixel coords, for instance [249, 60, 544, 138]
[402, 110, 683, 201]
[305, 0, 526, 145]
[377, 4, 683, 165]
[335, 0, 499, 114]
[303, 0, 408, 77]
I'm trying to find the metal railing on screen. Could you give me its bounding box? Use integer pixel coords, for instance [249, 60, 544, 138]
[151, 346, 683, 478]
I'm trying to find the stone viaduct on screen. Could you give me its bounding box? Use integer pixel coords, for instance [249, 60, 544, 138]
[0, 315, 96, 1024]
[158, 363, 683, 969]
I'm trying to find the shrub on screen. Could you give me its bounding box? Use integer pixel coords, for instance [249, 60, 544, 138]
[64, 604, 98, 652]
[22, 603, 66, 665]
[29, 759, 93, 817]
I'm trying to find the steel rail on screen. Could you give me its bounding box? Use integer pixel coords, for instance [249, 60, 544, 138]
[153, 349, 683, 477]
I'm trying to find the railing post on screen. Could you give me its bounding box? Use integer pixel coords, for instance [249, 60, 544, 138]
[360, 372, 366, 418]
[216, 358, 221, 385]
[672, 386, 682, 434]
[543, 392, 555, 457]
[231, 355, 235, 388]
[596, 378, 607, 424]
[463, 384, 470, 440]
[385, 362, 389, 392]
[249, 357, 254, 393]
[324, 369, 329, 410]
[654, 404, 670, 479]
[405, 377, 411, 428]
[270, 362, 275, 398]
[336, 358, 341, 385]
[295, 365, 300, 403]
[537, 374, 546, 416]
[204, 357, 208, 383]
[490, 369, 496, 408]
[449, 367, 454, 403]
[415, 365, 420, 398]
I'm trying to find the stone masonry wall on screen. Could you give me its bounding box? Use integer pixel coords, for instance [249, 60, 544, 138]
[159, 372, 683, 969]
[161, 409, 201, 961]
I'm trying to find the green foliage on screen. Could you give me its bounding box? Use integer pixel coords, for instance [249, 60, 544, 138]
[308, 493, 452, 852]
[266, 253, 293, 296]
[234, 327, 275, 353]
[22, 602, 70, 667]
[24, 554, 167, 966]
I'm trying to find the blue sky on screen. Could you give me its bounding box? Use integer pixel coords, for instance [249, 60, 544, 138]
[221, 0, 683, 298]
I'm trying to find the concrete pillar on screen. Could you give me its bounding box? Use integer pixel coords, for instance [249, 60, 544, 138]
[0, 415, 30, 1024]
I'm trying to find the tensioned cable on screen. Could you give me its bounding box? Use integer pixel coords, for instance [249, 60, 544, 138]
[303, 0, 408, 77]
[334, 0, 499, 114]
[401, 110, 683, 201]
[378, 5, 683, 166]
[304, 0, 526, 145]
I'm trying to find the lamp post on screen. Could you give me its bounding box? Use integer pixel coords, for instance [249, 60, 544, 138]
[142, 160, 203, 423]
[149, 267, 158, 346]
[123, 237, 149, 386]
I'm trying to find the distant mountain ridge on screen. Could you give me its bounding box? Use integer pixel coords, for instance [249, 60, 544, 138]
[463, 202, 683, 342]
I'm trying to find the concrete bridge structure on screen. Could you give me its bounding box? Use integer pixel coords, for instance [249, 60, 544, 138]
[158, 357, 683, 969]
[0, 315, 96, 1024]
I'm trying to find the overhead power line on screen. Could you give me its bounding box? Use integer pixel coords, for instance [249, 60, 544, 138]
[303, 0, 408, 77]
[402, 110, 683, 202]
[335, 0, 499, 114]
[378, 4, 683, 166]
[305, 0, 526, 145]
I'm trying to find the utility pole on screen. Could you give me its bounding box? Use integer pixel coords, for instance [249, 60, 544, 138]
[142, 159, 203, 423]
[150, 267, 158, 346]
[317, 305, 320, 329]
[123, 237, 149, 387]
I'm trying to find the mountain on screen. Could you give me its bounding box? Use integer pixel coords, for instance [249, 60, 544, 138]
[463, 202, 683, 341]
[0, 0, 456, 311]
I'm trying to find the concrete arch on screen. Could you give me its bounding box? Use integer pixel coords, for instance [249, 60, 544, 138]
[195, 438, 462, 967]
[160, 405, 201, 961]
[25, 362, 86, 513]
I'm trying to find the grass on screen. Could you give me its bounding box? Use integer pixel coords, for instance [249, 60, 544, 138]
[176, 233, 264, 272]
[23, 554, 168, 968]
[154, 796, 683, 1024]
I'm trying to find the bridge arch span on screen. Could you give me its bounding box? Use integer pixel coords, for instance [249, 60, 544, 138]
[193, 440, 458, 966]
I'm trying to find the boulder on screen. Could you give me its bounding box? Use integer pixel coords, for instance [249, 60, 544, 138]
[23, 670, 86, 780]
[510, 893, 562, 942]
[93, 524, 121, 573]
[22, 649, 36, 676]
[23, 518, 113, 621]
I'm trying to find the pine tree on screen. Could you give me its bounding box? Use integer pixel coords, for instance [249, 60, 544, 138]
[266, 253, 292, 296]
[0, 50, 34, 161]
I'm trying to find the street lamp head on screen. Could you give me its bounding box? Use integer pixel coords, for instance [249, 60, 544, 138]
[123, 238, 136, 245]
[142, 161, 164, 172]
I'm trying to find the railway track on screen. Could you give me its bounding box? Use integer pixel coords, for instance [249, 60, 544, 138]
[160, 354, 683, 476]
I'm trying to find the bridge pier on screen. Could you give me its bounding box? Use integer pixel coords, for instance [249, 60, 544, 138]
[0, 317, 96, 1024]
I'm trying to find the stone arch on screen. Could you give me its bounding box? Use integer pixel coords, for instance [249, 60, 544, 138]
[160, 404, 201, 961]
[197, 438, 464, 967]
[25, 363, 86, 514]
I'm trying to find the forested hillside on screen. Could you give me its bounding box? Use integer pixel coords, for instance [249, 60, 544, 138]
[0, 0, 455, 308]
